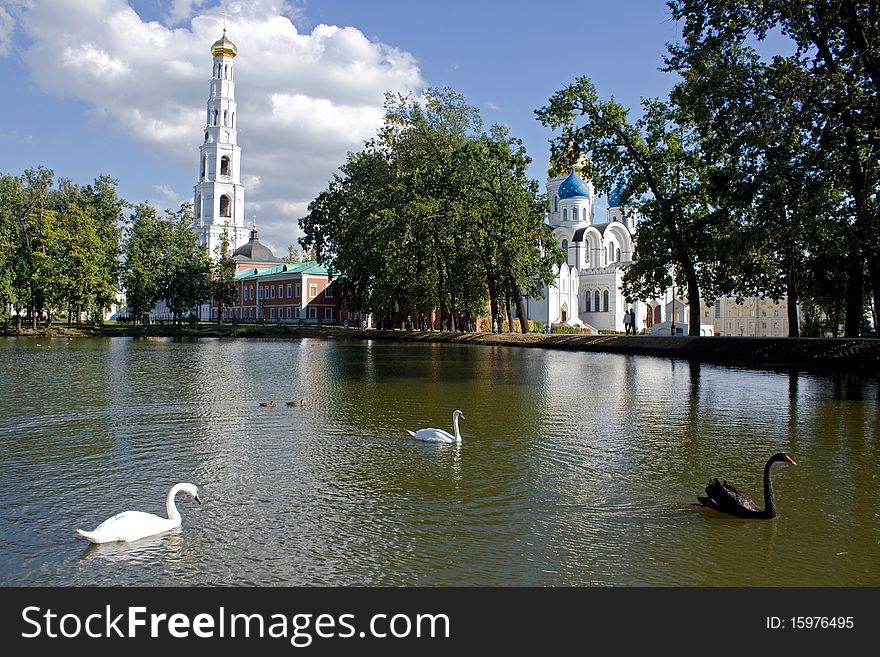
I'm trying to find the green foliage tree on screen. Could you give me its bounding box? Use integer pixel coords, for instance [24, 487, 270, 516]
[300, 87, 558, 333]
[163, 203, 211, 323]
[121, 203, 165, 321]
[212, 226, 238, 323]
[536, 79, 722, 335]
[668, 0, 880, 335]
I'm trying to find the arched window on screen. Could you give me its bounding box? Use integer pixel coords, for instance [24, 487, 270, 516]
[220, 195, 231, 217]
[594, 290, 600, 312]
[213, 109, 219, 126]
[224, 65, 228, 79]
[220, 156, 231, 177]
[603, 290, 609, 312]
[616, 247, 621, 262]
[195, 193, 201, 218]
[223, 110, 228, 126]
[585, 290, 592, 312]
[204, 131, 208, 143]
[554, 196, 558, 212]
[563, 208, 568, 222]
[606, 245, 611, 264]
[231, 112, 235, 128]
[202, 155, 208, 180]
[561, 239, 568, 264]
[572, 207, 578, 222]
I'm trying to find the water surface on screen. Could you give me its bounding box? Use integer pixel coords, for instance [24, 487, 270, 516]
[0, 336, 877, 586]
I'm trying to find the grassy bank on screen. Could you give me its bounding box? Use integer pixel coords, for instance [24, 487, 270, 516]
[3, 322, 878, 373]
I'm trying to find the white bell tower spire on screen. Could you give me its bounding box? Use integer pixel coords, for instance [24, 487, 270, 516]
[193, 21, 249, 260]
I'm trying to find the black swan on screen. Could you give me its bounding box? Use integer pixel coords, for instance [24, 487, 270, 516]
[697, 452, 796, 519]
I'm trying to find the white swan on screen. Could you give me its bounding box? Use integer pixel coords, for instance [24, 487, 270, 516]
[76, 482, 202, 544]
[407, 410, 465, 443]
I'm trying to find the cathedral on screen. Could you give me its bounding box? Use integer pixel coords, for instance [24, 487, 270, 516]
[524, 167, 647, 333]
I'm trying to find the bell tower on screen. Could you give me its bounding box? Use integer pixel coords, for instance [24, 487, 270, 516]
[193, 23, 249, 260]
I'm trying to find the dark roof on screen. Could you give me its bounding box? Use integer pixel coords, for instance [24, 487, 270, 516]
[232, 227, 282, 264]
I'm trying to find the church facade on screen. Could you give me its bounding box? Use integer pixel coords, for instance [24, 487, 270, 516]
[524, 168, 649, 333]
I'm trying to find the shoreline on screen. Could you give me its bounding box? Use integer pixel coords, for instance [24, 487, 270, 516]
[3, 324, 878, 373]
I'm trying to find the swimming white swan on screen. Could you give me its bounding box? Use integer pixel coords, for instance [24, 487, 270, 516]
[407, 410, 465, 443]
[76, 482, 202, 544]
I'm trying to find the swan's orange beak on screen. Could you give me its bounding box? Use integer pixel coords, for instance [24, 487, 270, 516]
[195, 494, 203, 505]
[785, 456, 797, 465]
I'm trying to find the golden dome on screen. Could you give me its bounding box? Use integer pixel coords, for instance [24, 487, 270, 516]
[211, 29, 237, 58]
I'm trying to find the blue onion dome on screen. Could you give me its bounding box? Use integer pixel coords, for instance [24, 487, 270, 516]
[608, 183, 626, 208]
[558, 168, 590, 199]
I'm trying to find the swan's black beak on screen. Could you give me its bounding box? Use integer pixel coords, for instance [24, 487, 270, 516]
[785, 456, 797, 466]
[195, 494, 202, 505]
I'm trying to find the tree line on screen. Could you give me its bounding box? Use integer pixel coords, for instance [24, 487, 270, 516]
[0, 166, 239, 328]
[298, 88, 563, 333]
[537, 0, 878, 337]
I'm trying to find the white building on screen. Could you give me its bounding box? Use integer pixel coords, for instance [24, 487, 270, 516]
[192, 28, 252, 319]
[524, 168, 646, 332]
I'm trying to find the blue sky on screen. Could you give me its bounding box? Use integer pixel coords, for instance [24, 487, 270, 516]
[1, 0, 682, 253]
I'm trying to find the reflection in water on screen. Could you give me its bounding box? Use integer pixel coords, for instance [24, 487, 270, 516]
[0, 336, 877, 586]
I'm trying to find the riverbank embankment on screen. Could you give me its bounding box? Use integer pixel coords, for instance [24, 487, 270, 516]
[4, 323, 878, 373]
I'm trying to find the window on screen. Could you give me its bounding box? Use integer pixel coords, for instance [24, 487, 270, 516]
[220, 156, 230, 176]
[572, 207, 578, 222]
[286, 307, 292, 319]
[616, 247, 621, 262]
[309, 307, 317, 319]
[295, 283, 301, 298]
[584, 290, 592, 312]
[286, 284, 292, 298]
[278, 285, 283, 298]
[603, 290, 609, 312]
[270, 287, 275, 299]
[554, 196, 558, 212]
[202, 156, 208, 180]
[219, 195, 231, 217]
[563, 208, 568, 222]
[594, 290, 600, 312]
[309, 284, 317, 298]
[715, 304, 721, 319]
[561, 239, 568, 264]
[223, 110, 228, 127]
[325, 284, 333, 298]
[270, 308, 275, 319]
[325, 308, 333, 320]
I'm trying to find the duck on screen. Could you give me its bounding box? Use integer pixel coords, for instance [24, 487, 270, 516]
[286, 399, 305, 407]
[407, 410, 464, 444]
[76, 483, 202, 544]
[259, 400, 276, 408]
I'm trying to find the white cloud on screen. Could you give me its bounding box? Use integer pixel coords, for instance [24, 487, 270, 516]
[487, 101, 500, 111]
[15, 0, 424, 253]
[152, 183, 186, 208]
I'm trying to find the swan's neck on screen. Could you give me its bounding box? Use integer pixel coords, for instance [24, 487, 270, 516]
[763, 459, 777, 518]
[166, 484, 184, 523]
[453, 415, 462, 442]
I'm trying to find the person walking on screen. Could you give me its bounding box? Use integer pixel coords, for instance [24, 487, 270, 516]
[623, 309, 632, 335]
[629, 308, 636, 335]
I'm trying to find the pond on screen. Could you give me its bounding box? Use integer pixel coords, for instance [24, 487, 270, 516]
[0, 336, 877, 586]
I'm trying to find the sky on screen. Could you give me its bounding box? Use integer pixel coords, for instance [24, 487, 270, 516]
[0, 0, 684, 255]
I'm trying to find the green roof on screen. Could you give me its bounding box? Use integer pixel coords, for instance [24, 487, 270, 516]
[235, 260, 332, 281]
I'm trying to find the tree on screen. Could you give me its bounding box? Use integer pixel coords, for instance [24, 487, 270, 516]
[212, 226, 238, 323]
[668, 0, 880, 335]
[536, 79, 722, 335]
[121, 203, 165, 321]
[163, 203, 211, 323]
[283, 244, 302, 263]
[300, 87, 559, 333]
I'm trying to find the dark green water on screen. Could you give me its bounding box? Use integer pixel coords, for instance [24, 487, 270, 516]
[0, 336, 877, 586]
